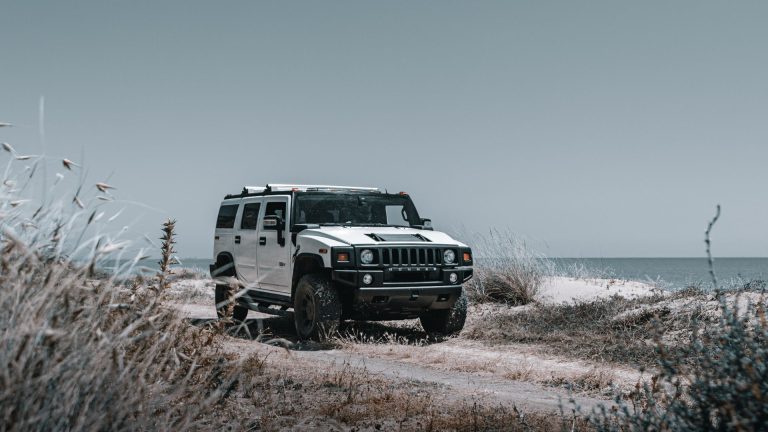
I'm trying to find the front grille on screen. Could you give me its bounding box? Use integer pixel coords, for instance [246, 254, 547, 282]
[380, 247, 446, 267]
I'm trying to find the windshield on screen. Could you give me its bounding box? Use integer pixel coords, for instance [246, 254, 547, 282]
[294, 193, 421, 227]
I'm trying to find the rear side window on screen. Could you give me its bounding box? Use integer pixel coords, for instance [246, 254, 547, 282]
[240, 203, 261, 230]
[216, 204, 238, 229]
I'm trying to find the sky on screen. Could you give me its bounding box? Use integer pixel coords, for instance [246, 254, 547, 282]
[1, 1, 767, 258]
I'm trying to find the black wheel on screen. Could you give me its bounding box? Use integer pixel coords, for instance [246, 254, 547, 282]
[293, 273, 342, 341]
[419, 290, 467, 335]
[215, 283, 248, 323]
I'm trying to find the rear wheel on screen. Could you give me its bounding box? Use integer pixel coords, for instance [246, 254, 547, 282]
[293, 274, 342, 341]
[419, 290, 467, 336]
[213, 258, 248, 324]
[215, 283, 248, 324]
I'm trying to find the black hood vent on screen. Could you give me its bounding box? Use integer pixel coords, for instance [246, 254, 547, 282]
[365, 233, 431, 242]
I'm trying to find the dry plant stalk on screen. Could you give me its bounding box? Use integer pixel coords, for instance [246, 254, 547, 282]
[157, 218, 177, 292]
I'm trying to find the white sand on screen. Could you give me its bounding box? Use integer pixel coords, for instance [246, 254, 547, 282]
[538, 276, 659, 304]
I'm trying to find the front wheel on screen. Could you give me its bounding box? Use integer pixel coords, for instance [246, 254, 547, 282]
[419, 290, 467, 336]
[293, 274, 342, 341]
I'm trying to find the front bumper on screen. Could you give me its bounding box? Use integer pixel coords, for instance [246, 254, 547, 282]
[332, 266, 473, 289]
[332, 266, 473, 319]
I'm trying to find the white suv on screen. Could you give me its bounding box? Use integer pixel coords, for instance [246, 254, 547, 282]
[210, 184, 473, 340]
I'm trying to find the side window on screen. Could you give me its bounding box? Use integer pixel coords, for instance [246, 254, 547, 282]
[264, 201, 287, 230]
[216, 204, 238, 229]
[240, 203, 261, 230]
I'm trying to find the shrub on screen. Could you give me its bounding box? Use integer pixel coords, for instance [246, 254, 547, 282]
[586, 293, 768, 431]
[464, 229, 552, 305]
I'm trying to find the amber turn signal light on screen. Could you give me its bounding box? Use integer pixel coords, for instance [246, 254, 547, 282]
[337, 252, 350, 262]
[463, 252, 472, 262]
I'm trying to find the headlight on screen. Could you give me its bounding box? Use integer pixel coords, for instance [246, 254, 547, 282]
[362, 274, 373, 285]
[443, 249, 456, 264]
[449, 272, 458, 284]
[360, 249, 374, 264]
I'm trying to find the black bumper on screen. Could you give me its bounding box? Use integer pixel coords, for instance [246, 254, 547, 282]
[332, 267, 472, 319]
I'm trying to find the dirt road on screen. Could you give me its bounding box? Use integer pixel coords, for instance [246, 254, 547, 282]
[173, 301, 638, 414]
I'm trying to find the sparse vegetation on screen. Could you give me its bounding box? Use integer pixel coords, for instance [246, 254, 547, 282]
[464, 286, 757, 368]
[466, 295, 665, 366]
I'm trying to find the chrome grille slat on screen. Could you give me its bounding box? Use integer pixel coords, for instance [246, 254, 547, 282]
[379, 247, 447, 267]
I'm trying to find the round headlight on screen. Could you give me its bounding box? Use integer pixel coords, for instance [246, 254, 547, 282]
[360, 249, 374, 264]
[362, 273, 373, 285]
[443, 249, 456, 264]
[449, 273, 459, 284]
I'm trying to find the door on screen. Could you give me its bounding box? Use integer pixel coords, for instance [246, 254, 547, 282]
[257, 197, 292, 293]
[232, 199, 262, 287]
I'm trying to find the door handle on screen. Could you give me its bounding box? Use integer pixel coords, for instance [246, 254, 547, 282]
[259, 237, 267, 245]
[234, 235, 241, 244]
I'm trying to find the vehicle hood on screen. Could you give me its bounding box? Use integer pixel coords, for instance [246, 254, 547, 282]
[298, 226, 466, 247]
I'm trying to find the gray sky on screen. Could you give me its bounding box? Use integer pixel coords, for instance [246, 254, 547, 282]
[2, 1, 767, 258]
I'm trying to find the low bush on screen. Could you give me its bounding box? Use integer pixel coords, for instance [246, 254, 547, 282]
[464, 229, 552, 305]
[586, 293, 768, 431]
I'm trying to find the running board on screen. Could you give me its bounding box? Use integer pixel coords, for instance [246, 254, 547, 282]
[238, 289, 292, 308]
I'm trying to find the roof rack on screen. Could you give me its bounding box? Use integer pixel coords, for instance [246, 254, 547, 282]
[226, 184, 383, 199]
[262, 184, 382, 193]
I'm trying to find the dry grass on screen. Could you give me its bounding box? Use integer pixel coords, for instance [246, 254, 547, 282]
[464, 229, 553, 305]
[543, 369, 617, 396]
[465, 282, 768, 373]
[464, 290, 711, 367]
[286, 360, 590, 431]
[0, 140, 258, 430]
[0, 234, 266, 430]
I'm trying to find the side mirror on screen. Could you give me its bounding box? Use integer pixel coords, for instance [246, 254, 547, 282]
[263, 215, 286, 246]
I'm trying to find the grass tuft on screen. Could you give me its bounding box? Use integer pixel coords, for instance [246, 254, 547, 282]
[464, 229, 552, 305]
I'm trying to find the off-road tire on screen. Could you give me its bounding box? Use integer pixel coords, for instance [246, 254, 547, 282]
[215, 284, 248, 323]
[419, 290, 467, 335]
[293, 273, 342, 341]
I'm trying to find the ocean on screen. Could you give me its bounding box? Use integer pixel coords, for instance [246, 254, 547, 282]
[549, 258, 768, 290]
[165, 257, 768, 291]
